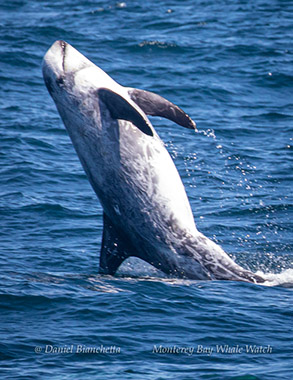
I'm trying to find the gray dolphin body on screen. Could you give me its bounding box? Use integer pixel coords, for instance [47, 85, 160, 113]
[42, 40, 264, 283]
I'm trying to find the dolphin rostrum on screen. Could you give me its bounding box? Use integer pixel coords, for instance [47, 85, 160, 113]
[42, 40, 264, 283]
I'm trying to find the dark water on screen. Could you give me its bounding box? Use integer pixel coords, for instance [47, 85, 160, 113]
[1, 1, 292, 379]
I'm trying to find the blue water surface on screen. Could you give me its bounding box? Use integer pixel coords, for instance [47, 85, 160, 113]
[0, 1, 292, 379]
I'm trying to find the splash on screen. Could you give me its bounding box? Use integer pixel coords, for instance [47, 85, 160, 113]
[257, 269, 293, 288]
[196, 128, 216, 139]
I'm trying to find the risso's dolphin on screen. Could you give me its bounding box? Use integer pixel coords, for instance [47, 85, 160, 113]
[42, 40, 264, 283]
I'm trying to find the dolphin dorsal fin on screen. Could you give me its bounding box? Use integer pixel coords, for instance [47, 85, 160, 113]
[128, 88, 196, 130]
[98, 88, 154, 136]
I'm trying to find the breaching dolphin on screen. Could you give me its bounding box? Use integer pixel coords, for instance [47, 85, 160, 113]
[42, 40, 264, 283]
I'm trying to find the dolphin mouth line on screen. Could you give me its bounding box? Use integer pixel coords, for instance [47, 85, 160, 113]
[59, 40, 67, 72]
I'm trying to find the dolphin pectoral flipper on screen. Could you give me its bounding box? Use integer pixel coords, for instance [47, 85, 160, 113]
[99, 213, 131, 275]
[98, 88, 154, 136]
[128, 88, 196, 130]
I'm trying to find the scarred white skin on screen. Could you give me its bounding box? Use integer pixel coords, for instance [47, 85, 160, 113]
[42, 40, 264, 283]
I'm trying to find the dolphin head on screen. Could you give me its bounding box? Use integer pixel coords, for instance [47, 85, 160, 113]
[42, 41, 155, 137]
[42, 40, 121, 104]
[43, 41, 86, 96]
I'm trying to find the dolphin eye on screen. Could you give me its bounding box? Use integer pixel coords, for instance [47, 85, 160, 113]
[56, 77, 64, 86]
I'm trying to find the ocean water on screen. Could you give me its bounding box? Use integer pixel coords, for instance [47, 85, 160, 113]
[0, 0, 292, 379]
